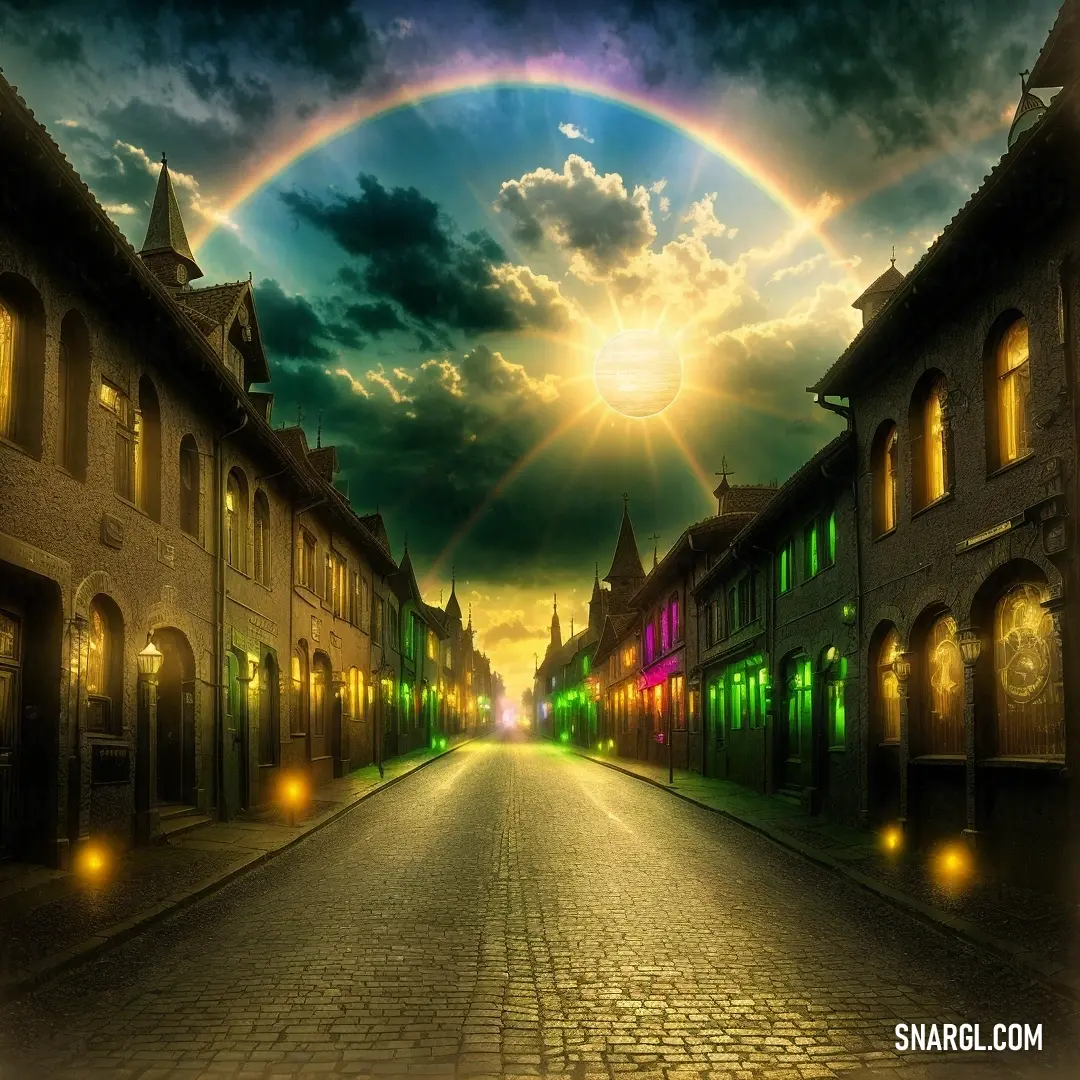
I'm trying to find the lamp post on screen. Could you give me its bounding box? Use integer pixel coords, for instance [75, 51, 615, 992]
[136, 637, 164, 844]
[958, 628, 982, 846]
[892, 651, 912, 832]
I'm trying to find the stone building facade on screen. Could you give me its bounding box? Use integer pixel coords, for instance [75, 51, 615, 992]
[0, 73, 499, 870]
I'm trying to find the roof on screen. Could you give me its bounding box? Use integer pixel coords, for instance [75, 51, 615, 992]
[140, 158, 202, 280]
[813, 69, 1076, 397]
[445, 582, 462, 622]
[0, 71, 310, 491]
[692, 433, 855, 596]
[604, 506, 646, 583]
[181, 281, 248, 325]
[358, 512, 391, 553]
[851, 262, 904, 311]
[592, 612, 639, 668]
[1029, 0, 1078, 88]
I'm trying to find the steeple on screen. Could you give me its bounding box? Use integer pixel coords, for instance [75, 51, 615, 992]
[588, 562, 606, 638]
[549, 592, 562, 650]
[445, 566, 462, 623]
[713, 457, 734, 515]
[650, 534, 660, 570]
[604, 497, 646, 612]
[139, 155, 203, 288]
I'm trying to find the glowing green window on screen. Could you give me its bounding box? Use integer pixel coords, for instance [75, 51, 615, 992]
[826, 511, 837, 565]
[804, 521, 819, 579]
[778, 539, 793, 594]
[730, 671, 745, 730]
[827, 654, 847, 747]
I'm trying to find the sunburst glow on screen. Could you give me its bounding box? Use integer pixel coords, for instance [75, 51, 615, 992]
[594, 330, 683, 418]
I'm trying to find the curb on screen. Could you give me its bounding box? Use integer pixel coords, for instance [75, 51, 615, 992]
[0, 739, 474, 1002]
[574, 750, 1080, 1003]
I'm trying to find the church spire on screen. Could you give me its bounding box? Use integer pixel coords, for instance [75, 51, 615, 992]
[139, 155, 203, 288]
[549, 592, 562, 650]
[445, 566, 462, 622]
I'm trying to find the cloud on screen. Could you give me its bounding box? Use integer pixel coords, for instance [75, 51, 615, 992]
[681, 192, 736, 239]
[285, 173, 577, 335]
[483, 618, 546, 648]
[558, 121, 594, 144]
[254, 279, 333, 362]
[493, 155, 657, 278]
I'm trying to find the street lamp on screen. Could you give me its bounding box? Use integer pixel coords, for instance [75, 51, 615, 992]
[958, 628, 982, 667]
[137, 639, 164, 678]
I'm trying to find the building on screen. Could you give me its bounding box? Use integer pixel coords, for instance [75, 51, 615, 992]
[0, 73, 500, 869]
[631, 477, 775, 770]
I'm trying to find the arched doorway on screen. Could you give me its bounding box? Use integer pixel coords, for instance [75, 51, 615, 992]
[778, 653, 812, 793]
[152, 627, 196, 807]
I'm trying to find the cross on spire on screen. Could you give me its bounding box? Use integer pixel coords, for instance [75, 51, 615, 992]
[648, 533, 660, 568]
[316, 410, 322, 449]
[715, 457, 734, 483]
[621, 491, 629, 509]
[890, 245, 896, 268]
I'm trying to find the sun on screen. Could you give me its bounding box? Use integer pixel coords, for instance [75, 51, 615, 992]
[593, 329, 683, 419]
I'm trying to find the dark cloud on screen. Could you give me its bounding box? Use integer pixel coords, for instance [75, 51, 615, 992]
[183, 53, 274, 125]
[285, 174, 574, 335]
[342, 301, 406, 337]
[0, 1, 375, 95]
[254, 279, 333, 362]
[34, 25, 84, 64]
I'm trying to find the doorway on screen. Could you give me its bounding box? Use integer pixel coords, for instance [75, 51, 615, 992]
[779, 655, 812, 791]
[153, 628, 196, 806]
[223, 649, 249, 817]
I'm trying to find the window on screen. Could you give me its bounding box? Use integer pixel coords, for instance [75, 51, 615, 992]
[253, 491, 270, 586]
[876, 629, 901, 744]
[661, 606, 670, 652]
[348, 571, 359, 625]
[57, 311, 90, 480]
[136, 376, 161, 520]
[225, 469, 248, 571]
[405, 612, 416, 660]
[705, 601, 715, 645]
[671, 674, 685, 730]
[290, 647, 308, 734]
[426, 629, 437, 661]
[311, 655, 329, 740]
[388, 602, 399, 649]
[297, 531, 316, 590]
[670, 594, 681, 642]
[992, 583, 1064, 758]
[824, 512, 836, 567]
[873, 421, 899, 536]
[102, 381, 136, 502]
[734, 575, 754, 629]
[179, 435, 200, 537]
[910, 373, 949, 510]
[328, 552, 347, 617]
[728, 587, 739, 633]
[785, 656, 812, 754]
[362, 576, 372, 633]
[374, 597, 384, 645]
[323, 552, 332, 601]
[708, 679, 726, 746]
[347, 666, 363, 721]
[917, 613, 963, 755]
[803, 520, 819, 579]
[85, 595, 123, 735]
[0, 274, 45, 455]
[825, 649, 846, 748]
[778, 538, 793, 594]
[258, 652, 280, 766]
[729, 671, 745, 731]
[993, 317, 1032, 468]
[645, 621, 655, 662]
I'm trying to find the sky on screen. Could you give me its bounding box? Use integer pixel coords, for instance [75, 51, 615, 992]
[0, 0, 1063, 703]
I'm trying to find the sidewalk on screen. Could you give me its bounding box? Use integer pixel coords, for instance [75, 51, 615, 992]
[574, 746, 1080, 1001]
[0, 740, 470, 1001]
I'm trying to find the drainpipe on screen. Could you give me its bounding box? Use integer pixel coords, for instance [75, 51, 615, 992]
[214, 406, 247, 823]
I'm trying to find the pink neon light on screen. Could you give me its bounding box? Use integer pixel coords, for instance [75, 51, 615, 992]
[637, 652, 682, 690]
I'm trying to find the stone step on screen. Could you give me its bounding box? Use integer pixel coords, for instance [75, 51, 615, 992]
[158, 812, 213, 840]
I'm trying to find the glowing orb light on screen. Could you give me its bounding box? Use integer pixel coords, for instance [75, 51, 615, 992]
[933, 841, 974, 890]
[594, 329, 682, 418]
[75, 842, 110, 883]
[880, 825, 903, 854]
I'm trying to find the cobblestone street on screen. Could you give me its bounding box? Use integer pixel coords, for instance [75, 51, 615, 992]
[0, 737, 1076, 1079]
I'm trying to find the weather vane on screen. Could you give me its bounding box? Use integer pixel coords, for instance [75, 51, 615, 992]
[715, 457, 734, 483]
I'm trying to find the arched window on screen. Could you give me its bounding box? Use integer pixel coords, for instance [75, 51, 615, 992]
[989, 316, 1032, 469]
[86, 595, 123, 735]
[992, 583, 1064, 758]
[225, 468, 248, 571]
[876, 628, 901, 744]
[253, 490, 270, 585]
[922, 612, 963, 754]
[661, 606, 670, 652]
[179, 435, 200, 537]
[57, 311, 90, 480]
[670, 593, 680, 641]
[823, 646, 847, 748]
[872, 421, 899, 536]
[136, 375, 161, 521]
[311, 654, 329, 740]
[258, 652, 280, 766]
[0, 273, 46, 457]
[909, 373, 949, 511]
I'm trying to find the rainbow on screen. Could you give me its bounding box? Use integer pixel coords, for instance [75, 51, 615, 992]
[191, 63, 842, 257]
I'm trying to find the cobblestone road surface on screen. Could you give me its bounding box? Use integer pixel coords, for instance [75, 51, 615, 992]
[1, 737, 1077, 1079]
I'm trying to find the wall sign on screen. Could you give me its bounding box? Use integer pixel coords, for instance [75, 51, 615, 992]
[638, 651, 682, 691]
[955, 516, 1020, 555]
[100, 514, 124, 550]
[90, 743, 131, 785]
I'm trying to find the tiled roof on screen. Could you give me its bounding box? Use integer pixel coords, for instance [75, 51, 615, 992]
[140, 159, 201, 278]
[852, 263, 904, 308]
[1029, 0, 1077, 88]
[181, 281, 248, 326]
[604, 506, 646, 583]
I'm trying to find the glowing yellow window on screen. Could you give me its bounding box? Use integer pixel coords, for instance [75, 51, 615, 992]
[996, 318, 1031, 466]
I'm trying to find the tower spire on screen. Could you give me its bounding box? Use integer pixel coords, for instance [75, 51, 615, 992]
[649, 533, 660, 569]
[139, 154, 203, 287]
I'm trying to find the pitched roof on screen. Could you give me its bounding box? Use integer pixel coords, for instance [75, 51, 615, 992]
[592, 612, 639, 668]
[140, 158, 202, 279]
[814, 73, 1075, 397]
[604, 506, 646, 583]
[1029, 0, 1078, 88]
[851, 262, 904, 311]
[181, 281, 248, 325]
[358, 512, 391, 553]
[445, 581, 462, 621]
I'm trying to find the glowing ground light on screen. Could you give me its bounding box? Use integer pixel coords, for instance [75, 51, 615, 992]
[880, 825, 903, 853]
[75, 842, 110, 883]
[934, 842, 974, 890]
[594, 329, 682, 418]
[559, 731, 570, 743]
